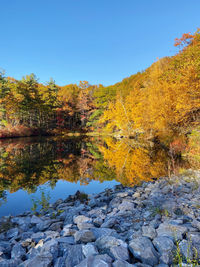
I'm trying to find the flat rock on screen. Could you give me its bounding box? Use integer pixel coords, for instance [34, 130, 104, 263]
[156, 223, 187, 241]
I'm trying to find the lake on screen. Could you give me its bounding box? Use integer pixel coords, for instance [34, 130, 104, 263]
[0, 136, 189, 216]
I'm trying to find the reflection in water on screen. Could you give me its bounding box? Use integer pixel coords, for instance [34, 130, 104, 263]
[0, 136, 190, 213]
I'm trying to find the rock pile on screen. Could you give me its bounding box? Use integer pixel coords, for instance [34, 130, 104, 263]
[0, 171, 200, 266]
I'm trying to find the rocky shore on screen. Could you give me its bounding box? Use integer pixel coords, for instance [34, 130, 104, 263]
[0, 171, 200, 267]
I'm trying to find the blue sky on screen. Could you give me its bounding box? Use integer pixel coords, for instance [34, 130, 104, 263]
[0, 0, 200, 86]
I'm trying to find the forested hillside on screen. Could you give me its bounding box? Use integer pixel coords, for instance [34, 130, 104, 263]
[0, 30, 200, 141]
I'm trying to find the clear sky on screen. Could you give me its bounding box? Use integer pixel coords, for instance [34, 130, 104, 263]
[0, 0, 200, 86]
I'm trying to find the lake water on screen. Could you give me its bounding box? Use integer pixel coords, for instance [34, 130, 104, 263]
[0, 136, 189, 216]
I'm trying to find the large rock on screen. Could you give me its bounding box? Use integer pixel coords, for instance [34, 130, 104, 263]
[77, 222, 94, 231]
[54, 257, 65, 267]
[6, 228, 19, 239]
[40, 239, 58, 261]
[178, 240, 193, 260]
[101, 218, 118, 228]
[65, 245, 84, 267]
[95, 236, 127, 253]
[118, 201, 135, 212]
[73, 215, 91, 225]
[129, 237, 159, 266]
[156, 223, 187, 241]
[91, 228, 117, 239]
[11, 243, 26, 259]
[109, 246, 130, 261]
[113, 260, 136, 267]
[153, 236, 175, 254]
[30, 215, 43, 225]
[49, 222, 63, 231]
[75, 230, 96, 243]
[19, 252, 53, 267]
[0, 241, 11, 254]
[75, 254, 112, 267]
[31, 232, 45, 243]
[82, 243, 98, 257]
[142, 226, 157, 239]
[0, 258, 22, 267]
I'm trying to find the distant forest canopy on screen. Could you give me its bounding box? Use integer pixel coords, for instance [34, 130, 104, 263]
[0, 30, 200, 141]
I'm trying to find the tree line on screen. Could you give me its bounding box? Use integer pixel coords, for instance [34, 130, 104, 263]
[0, 30, 200, 141]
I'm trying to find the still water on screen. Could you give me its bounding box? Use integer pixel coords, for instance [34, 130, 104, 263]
[0, 136, 189, 216]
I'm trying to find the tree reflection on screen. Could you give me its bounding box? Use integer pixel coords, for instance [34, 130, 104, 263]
[0, 137, 190, 205]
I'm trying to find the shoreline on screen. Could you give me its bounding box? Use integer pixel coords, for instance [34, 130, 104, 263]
[0, 172, 200, 266]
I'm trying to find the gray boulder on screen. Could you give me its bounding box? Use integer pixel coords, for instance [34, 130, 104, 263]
[129, 237, 159, 266]
[11, 243, 26, 259]
[65, 245, 84, 267]
[109, 245, 130, 261]
[19, 252, 53, 267]
[75, 230, 96, 243]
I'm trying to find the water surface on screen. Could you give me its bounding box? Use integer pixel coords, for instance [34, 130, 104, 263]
[0, 136, 189, 216]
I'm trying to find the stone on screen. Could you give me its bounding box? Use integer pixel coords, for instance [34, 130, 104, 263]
[65, 245, 84, 267]
[31, 232, 45, 243]
[30, 215, 43, 225]
[73, 215, 91, 224]
[101, 217, 118, 228]
[75, 230, 96, 243]
[11, 243, 26, 259]
[156, 222, 187, 241]
[6, 228, 19, 239]
[44, 230, 60, 240]
[179, 239, 193, 260]
[0, 258, 22, 267]
[61, 227, 76, 237]
[75, 254, 112, 267]
[113, 260, 135, 267]
[19, 252, 53, 267]
[142, 226, 157, 239]
[21, 232, 33, 240]
[118, 201, 135, 212]
[82, 243, 98, 257]
[36, 220, 52, 231]
[0, 241, 11, 254]
[96, 236, 127, 253]
[129, 237, 159, 266]
[109, 245, 130, 261]
[153, 236, 175, 254]
[57, 236, 75, 245]
[54, 257, 65, 267]
[40, 239, 58, 261]
[91, 228, 117, 239]
[93, 218, 103, 227]
[191, 219, 200, 231]
[116, 192, 129, 198]
[49, 222, 63, 231]
[77, 222, 94, 230]
[132, 192, 140, 198]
